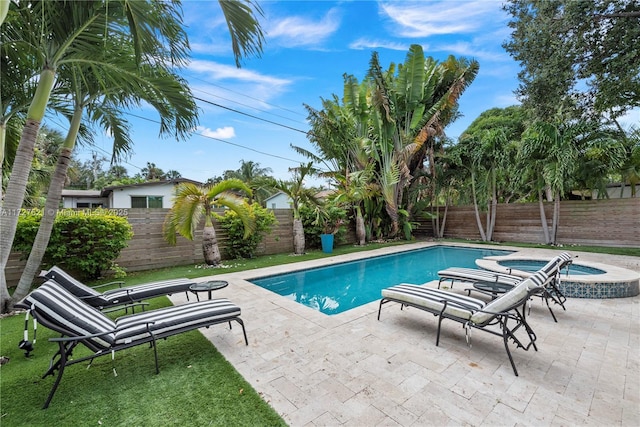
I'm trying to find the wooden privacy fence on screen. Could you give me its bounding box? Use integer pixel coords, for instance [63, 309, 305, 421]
[6, 208, 294, 287]
[414, 198, 639, 247]
[6, 198, 638, 286]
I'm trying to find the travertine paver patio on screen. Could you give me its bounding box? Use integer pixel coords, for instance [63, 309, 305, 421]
[169, 242, 640, 426]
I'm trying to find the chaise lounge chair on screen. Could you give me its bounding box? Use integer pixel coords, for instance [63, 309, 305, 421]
[377, 255, 570, 376]
[16, 280, 248, 409]
[437, 252, 573, 320]
[41, 266, 196, 312]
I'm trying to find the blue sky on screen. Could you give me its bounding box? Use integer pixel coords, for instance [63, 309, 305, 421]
[70, 0, 638, 185]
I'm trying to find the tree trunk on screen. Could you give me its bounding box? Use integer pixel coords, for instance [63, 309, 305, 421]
[538, 189, 551, 244]
[551, 194, 560, 245]
[0, 68, 55, 313]
[439, 202, 449, 238]
[470, 170, 487, 241]
[0, 119, 41, 312]
[13, 147, 74, 302]
[202, 224, 221, 265]
[355, 211, 366, 245]
[293, 218, 305, 254]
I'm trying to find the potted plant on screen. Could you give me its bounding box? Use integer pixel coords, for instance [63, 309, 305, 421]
[315, 203, 347, 253]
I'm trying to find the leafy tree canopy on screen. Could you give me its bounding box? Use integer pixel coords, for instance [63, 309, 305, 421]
[503, 0, 640, 122]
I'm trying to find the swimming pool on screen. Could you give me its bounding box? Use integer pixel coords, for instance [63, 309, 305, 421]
[497, 259, 606, 275]
[250, 246, 512, 315]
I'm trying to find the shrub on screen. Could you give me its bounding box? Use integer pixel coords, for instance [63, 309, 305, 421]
[217, 203, 276, 259]
[13, 209, 133, 279]
[299, 204, 347, 249]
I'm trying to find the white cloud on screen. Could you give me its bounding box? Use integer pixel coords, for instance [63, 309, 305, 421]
[349, 38, 411, 51]
[197, 126, 236, 139]
[435, 41, 507, 62]
[380, 1, 503, 38]
[266, 8, 340, 47]
[188, 60, 291, 87]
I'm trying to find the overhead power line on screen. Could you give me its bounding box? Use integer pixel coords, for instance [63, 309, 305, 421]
[194, 96, 308, 135]
[126, 111, 301, 163]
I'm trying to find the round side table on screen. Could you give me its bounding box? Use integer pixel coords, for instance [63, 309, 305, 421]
[189, 280, 228, 301]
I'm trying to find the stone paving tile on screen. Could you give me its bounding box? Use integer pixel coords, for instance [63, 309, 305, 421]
[170, 243, 640, 426]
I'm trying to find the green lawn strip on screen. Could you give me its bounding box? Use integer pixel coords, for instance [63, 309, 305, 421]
[0, 298, 285, 426]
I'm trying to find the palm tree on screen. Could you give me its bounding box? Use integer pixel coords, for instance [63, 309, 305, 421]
[140, 162, 166, 181]
[519, 120, 604, 244]
[223, 160, 275, 204]
[333, 167, 377, 245]
[367, 46, 479, 237]
[163, 180, 255, 266]
[0, 0, 190, 310]
[275, 162, 321, 255]
[0, 0, 265, 312]
[618, 126, 640, 197]
[13, 54, 199, 304]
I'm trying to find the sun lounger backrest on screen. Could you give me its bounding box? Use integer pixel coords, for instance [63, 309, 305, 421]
[42, 266, 110, 307]
[470, 270, 549, 325]
[21, 280, 116, 350]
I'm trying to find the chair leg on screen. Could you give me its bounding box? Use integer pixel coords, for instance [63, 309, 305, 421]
[43, 341, 72, 409]
[501, 319, 519, 377]
[234, 318, 248, 345]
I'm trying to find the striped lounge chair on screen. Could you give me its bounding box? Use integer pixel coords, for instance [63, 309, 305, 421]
[16, 280, 248, 409]
[41, 266, 195, 312]
[378, 268, 553, 376]
[437, 252, 574, 321]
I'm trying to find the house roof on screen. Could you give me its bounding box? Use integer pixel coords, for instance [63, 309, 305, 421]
[61, 189, 103, 198]
[100, 178, 202, 197]
[264, 191, 288, 202]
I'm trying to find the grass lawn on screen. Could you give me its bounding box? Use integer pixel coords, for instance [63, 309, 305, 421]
[1, 239, 636, 426]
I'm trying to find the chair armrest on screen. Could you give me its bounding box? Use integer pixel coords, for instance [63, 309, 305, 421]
[103, 302, 149, 314]
[91, 281, 126, 290]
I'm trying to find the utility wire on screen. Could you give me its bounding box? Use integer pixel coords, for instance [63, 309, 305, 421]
[126, 111, 302, 163]
[193, 96, 309, 135]
[184, 72, 307, 119]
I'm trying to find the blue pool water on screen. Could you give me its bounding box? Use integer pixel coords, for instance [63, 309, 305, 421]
[497, 260, 606, 276]
[250, 246, 512, 315]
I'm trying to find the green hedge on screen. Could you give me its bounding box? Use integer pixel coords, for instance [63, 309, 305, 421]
[13, 209, 133, 279]
[217, 203, 276, 259]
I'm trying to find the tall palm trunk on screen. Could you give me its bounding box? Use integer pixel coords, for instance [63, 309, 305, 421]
[293, 218, 305, 254]
[202, 218, 222, 266]
[538, 189, 551, 244]
[470, 170, 487, 241]
[0, 69, 54, 312]
[13, 107, 82, 300]
[354, 207, 366, 245]
[551, 192, 561, 245]
[0, 0, 8, 25]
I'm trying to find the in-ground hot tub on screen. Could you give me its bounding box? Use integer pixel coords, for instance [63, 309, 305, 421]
[476, 255, 640, 299]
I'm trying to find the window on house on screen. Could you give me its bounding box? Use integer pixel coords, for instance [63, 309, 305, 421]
[131, 196, 163, 208]
[148, 196, 163, 208]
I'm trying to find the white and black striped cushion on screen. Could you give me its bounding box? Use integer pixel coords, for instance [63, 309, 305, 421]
[102, 278, 193, 305]
[382, 284, 486, 320]
[437, 267, 522, 286]
[42, 266, 193, 308]
[114, 298, 241, 344]
[21, 281, 244, 350]
[21, 280, 116, 350]
[471, 270, 549, 325]
[42, 266, 109, 306]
